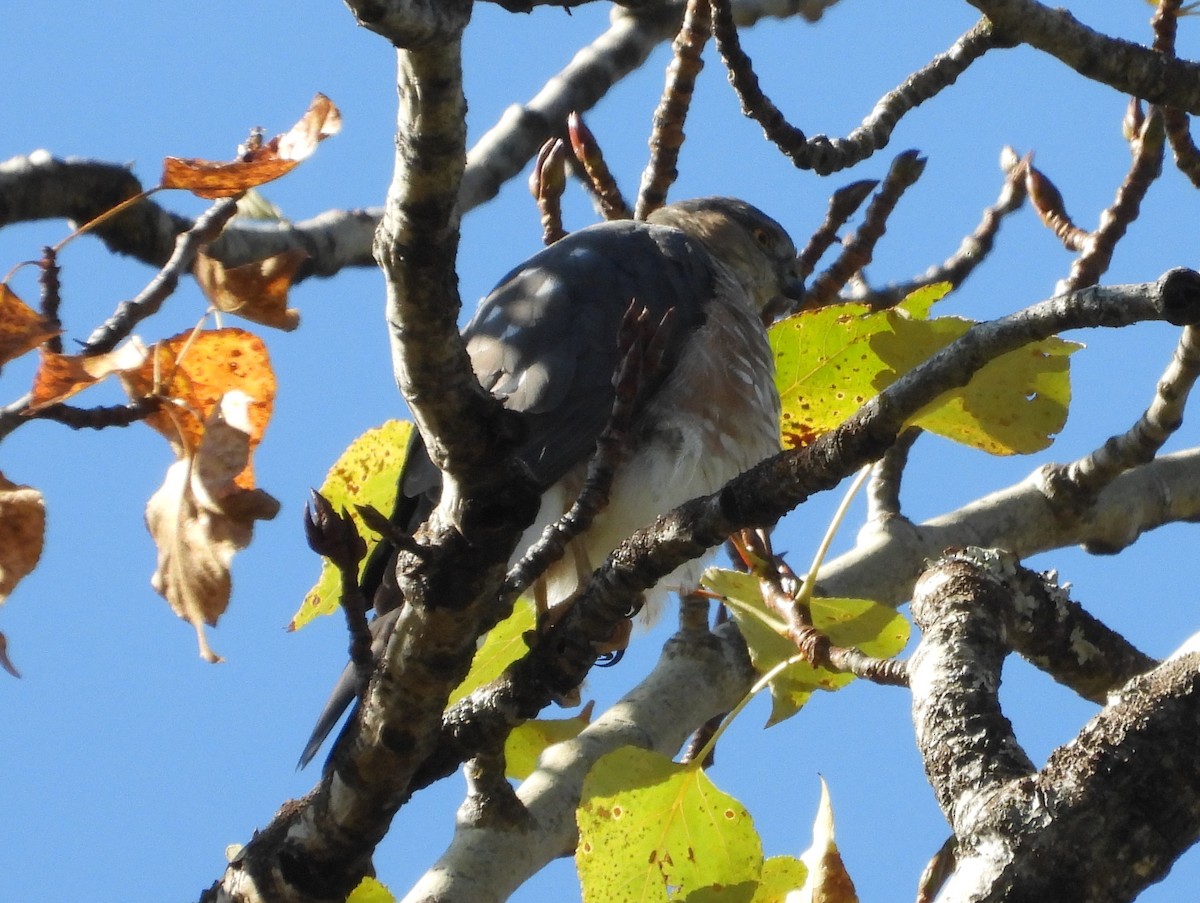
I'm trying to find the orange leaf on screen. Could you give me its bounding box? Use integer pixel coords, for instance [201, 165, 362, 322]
[0, 471, 45, 604]
[144, 392, 280, 662]
[194, 249, 304, 331]
[28, 341, 148, 409]
[119, 328, 275, 486]
[161, 93, 341, 198]
[0, 284, 59, 368]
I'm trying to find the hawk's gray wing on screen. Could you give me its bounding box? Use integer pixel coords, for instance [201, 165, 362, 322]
[402, 218, 717, 497]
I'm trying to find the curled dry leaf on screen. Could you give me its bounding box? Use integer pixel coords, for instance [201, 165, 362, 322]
[145, 391, 279, 663]
[193, 249, 304, 331]
[0, 283, 60, 369]
[789, 777, 859, 903]
[0, 472, 47, 678]
[28, 340, 148, 409]
[120, 327, 275, 487]
[161, 93, 342, 199]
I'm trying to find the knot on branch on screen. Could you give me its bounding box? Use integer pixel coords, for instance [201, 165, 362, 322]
[1157, 267, 1200, 326]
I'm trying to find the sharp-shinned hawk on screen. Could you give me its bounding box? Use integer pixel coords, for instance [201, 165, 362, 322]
[300, 196, 801, 767]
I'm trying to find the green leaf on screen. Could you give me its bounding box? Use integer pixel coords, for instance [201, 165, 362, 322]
[505, 700, 594, 780]
[749, 856, 808, 903]
[872, 313, 1079, 455]
[768, 289, 1080, 457]
[448, 600, 537, 707]
[577, 747, 763, 903]
[288, 420, 414, 630]
[346, 876, 396, 903]
[769, 303, 891, 450]
[700, 569, 908, 726]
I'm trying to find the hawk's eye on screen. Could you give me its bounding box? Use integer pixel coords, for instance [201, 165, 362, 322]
[752, 226, 773, 248]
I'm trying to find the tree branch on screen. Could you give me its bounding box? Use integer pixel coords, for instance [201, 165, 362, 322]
[0, 154, 378, 279]
[910, 548, 1200, 900]
[966, 0, 1200, 113]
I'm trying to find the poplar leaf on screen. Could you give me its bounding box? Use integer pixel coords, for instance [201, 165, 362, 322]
[578, 746, 763, 903]
[701, 568, 908, 726]
[290, 420, 414, 629]
[162, 93, 341, 198]
[144, 391, 279, 662]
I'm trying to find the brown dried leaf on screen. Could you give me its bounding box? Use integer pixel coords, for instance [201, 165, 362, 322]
[120, 328, 275, 486]
[0, 472, 45, 603]
[28, 341, 148, 409]
[0, 284, 59, 368]
[161, 93, 342, 198]
[194, 249, 303, 331]
[145, 391, 280, 662]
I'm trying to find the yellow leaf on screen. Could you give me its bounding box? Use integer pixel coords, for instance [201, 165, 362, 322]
[161, 93, 341, 198]
[194, 249, 304, 331]
[346, 876, 396, 903]
[768, 295, 1079, 458]
[290, 420, 415, 630]
[769, 303, 891, 450]
[449, 600, 537, 706]
[751, 857, 808, 903]
[505, 700, 594, 780]
[700, 568, 909, 726]
[577, 746, 763, 903]
[145, 391, 279, 662]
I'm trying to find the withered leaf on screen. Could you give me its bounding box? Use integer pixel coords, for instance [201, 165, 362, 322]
[145, 391, 279, 662]
[161, 93, 342, 199]
[28, 341, 148, 410]
[194, 249, 304, 331]
[0, 284, 59, 369]
[0, 471, 46, 679]
[120, 327, 275, 487]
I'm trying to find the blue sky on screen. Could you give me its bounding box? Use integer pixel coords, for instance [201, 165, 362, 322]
[4, 2, 1200, 900]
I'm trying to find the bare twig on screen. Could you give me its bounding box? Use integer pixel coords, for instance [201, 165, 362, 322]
[851, 147, 1027, 309]
[1062, 106, 1165, 292]
[793, 179, 877, 287]
[82, 197, 239, 354]
[1023, 157, 1089, 251]
[305, 492, 372, 683]
[529, 138, 569, 245]
[567, 113, 632, 221]
[634, 0, 711, 220]
[803, 150, 927, 309]
[866, 427, 920, 523]
[1040, 323, 1200, 516]
[37, 246, 63, 354]
[965, 0, 1200, 113]
[746, 530, 909, 686]
[710, 5, 1000, 175]
[24, 397, 160, 431]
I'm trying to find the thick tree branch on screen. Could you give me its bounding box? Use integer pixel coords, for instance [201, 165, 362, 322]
[910, 549, 1200, 900]
[0, 154, 378, 279]
[966, 0, 1200, 113]
[818, 447, 1200, 607]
